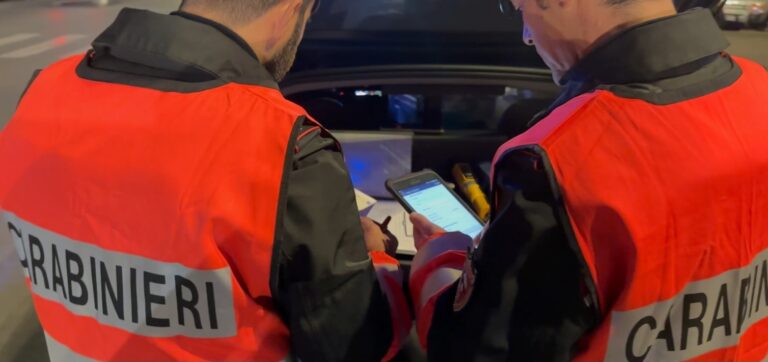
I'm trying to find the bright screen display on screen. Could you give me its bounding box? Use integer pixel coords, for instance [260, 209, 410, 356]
[401, 179, 484, 238]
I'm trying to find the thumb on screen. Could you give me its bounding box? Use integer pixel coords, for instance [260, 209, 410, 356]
[410, 213, 444, 234]
[360, 217, 377, 232]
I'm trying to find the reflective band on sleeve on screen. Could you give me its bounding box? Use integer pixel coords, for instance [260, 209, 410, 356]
[607, 248, 768, 362]
[370, 251, 413, 361]
[1, 211, 237, 338]
[411, 232, 472, 276]
[44, 332, 97, 362]
[419, 268, 462, 309]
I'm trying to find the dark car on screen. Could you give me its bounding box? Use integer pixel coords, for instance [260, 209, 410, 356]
[282, 5, 557, 358]
[283, 0, 727, 193]
[283, 0, 558, 196]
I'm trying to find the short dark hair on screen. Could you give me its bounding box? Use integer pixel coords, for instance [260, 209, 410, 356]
[180, 0, 284, 22]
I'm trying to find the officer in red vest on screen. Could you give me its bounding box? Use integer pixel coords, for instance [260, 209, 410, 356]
[0, 0, 410, 361]
[409, 1, 768, 361]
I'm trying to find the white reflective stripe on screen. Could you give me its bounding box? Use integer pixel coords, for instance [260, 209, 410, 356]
[0, 211, 237, 338]
[374, 262, 411, 354]
[0, 33, 39, 48]
[374, 263, 413, 360]
[374, 261, 400, 275]
[411, 232, 472, 276]
[419, 267, 462, 309]
[606, 248, 768, 362]
[0, 34, 85, 59]
[45, 332, 97, 362]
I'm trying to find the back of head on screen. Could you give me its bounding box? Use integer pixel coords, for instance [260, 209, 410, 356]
[180, 0, 282, 24]
[515, 0, 679, 83]
[179, 0, 314, 81]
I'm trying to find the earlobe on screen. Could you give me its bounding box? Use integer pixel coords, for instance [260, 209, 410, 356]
[294, 0, 304, 14]
[522, 25, 535, 46]
[265, 22, 280, 53]
[279, 0, 304, 27]
[273, 2, 297, 33]
[264, 0, 302, 54]
[286, 0, 303, 16]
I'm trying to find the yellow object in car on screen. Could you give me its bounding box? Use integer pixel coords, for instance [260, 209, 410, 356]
[452, 163, 491, 222]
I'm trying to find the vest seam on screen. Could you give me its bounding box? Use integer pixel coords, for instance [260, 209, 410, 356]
[595, 56, 743, 106]
[75, 55, 233, 94]
[536, 145, 602, 322]
[270, 116, 304, 317]
[241, 87, 308, 120]
[537, 91, 607, 149]
[494, 145, 602, 325]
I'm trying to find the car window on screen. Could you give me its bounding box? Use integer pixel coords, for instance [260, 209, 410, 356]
[287, 84, 554, 134]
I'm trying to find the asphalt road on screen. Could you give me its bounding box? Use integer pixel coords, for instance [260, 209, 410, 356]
[0, 0, 182, 129]
[725, 28, 768, 66]
[0, 1, 766, 361]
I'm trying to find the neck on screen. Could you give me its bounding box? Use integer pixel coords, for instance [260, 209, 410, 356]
[576, 2, 678, 60]
[179, 7, 274, 63]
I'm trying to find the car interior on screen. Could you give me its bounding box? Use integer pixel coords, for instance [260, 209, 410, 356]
[285, 76, 558, 361]
[288, 81, 556, 178]
[285, 77, 557, 258]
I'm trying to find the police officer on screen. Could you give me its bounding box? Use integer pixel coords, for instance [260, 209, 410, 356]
[409, 0, 768, 361]
[0, 1, 410, 361]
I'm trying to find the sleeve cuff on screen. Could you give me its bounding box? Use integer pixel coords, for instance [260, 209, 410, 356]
[408, 232, 473, 349]
[370, 251, 412, 361]
[370, 250, 399, 266]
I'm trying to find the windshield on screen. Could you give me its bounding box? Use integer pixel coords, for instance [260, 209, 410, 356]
[307, 0, 522, 34]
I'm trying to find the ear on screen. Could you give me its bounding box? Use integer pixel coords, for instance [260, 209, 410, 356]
[289, 0, 305, 16]
[261, 0, 304, 53]
[273, 0, 305, 26]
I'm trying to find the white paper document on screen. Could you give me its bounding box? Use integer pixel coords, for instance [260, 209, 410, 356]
[354, 189, 377, 212]
[364, 200, 416, 255]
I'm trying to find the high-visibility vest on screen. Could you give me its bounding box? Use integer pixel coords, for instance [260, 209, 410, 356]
[0, 54, 310, 361]
[492, 57, 768, 361]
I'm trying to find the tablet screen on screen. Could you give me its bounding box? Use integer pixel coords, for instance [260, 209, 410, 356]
[401, 179, 484, 239]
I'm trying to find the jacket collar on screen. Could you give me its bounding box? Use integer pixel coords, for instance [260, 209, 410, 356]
[171, 11, 261, 61]
[561, 9, 729, 85]
[90, 8, 278, 88]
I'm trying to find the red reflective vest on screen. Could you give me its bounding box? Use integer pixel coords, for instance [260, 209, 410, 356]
[0, 55, 307, 361]
[492, 57, 768, 360]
